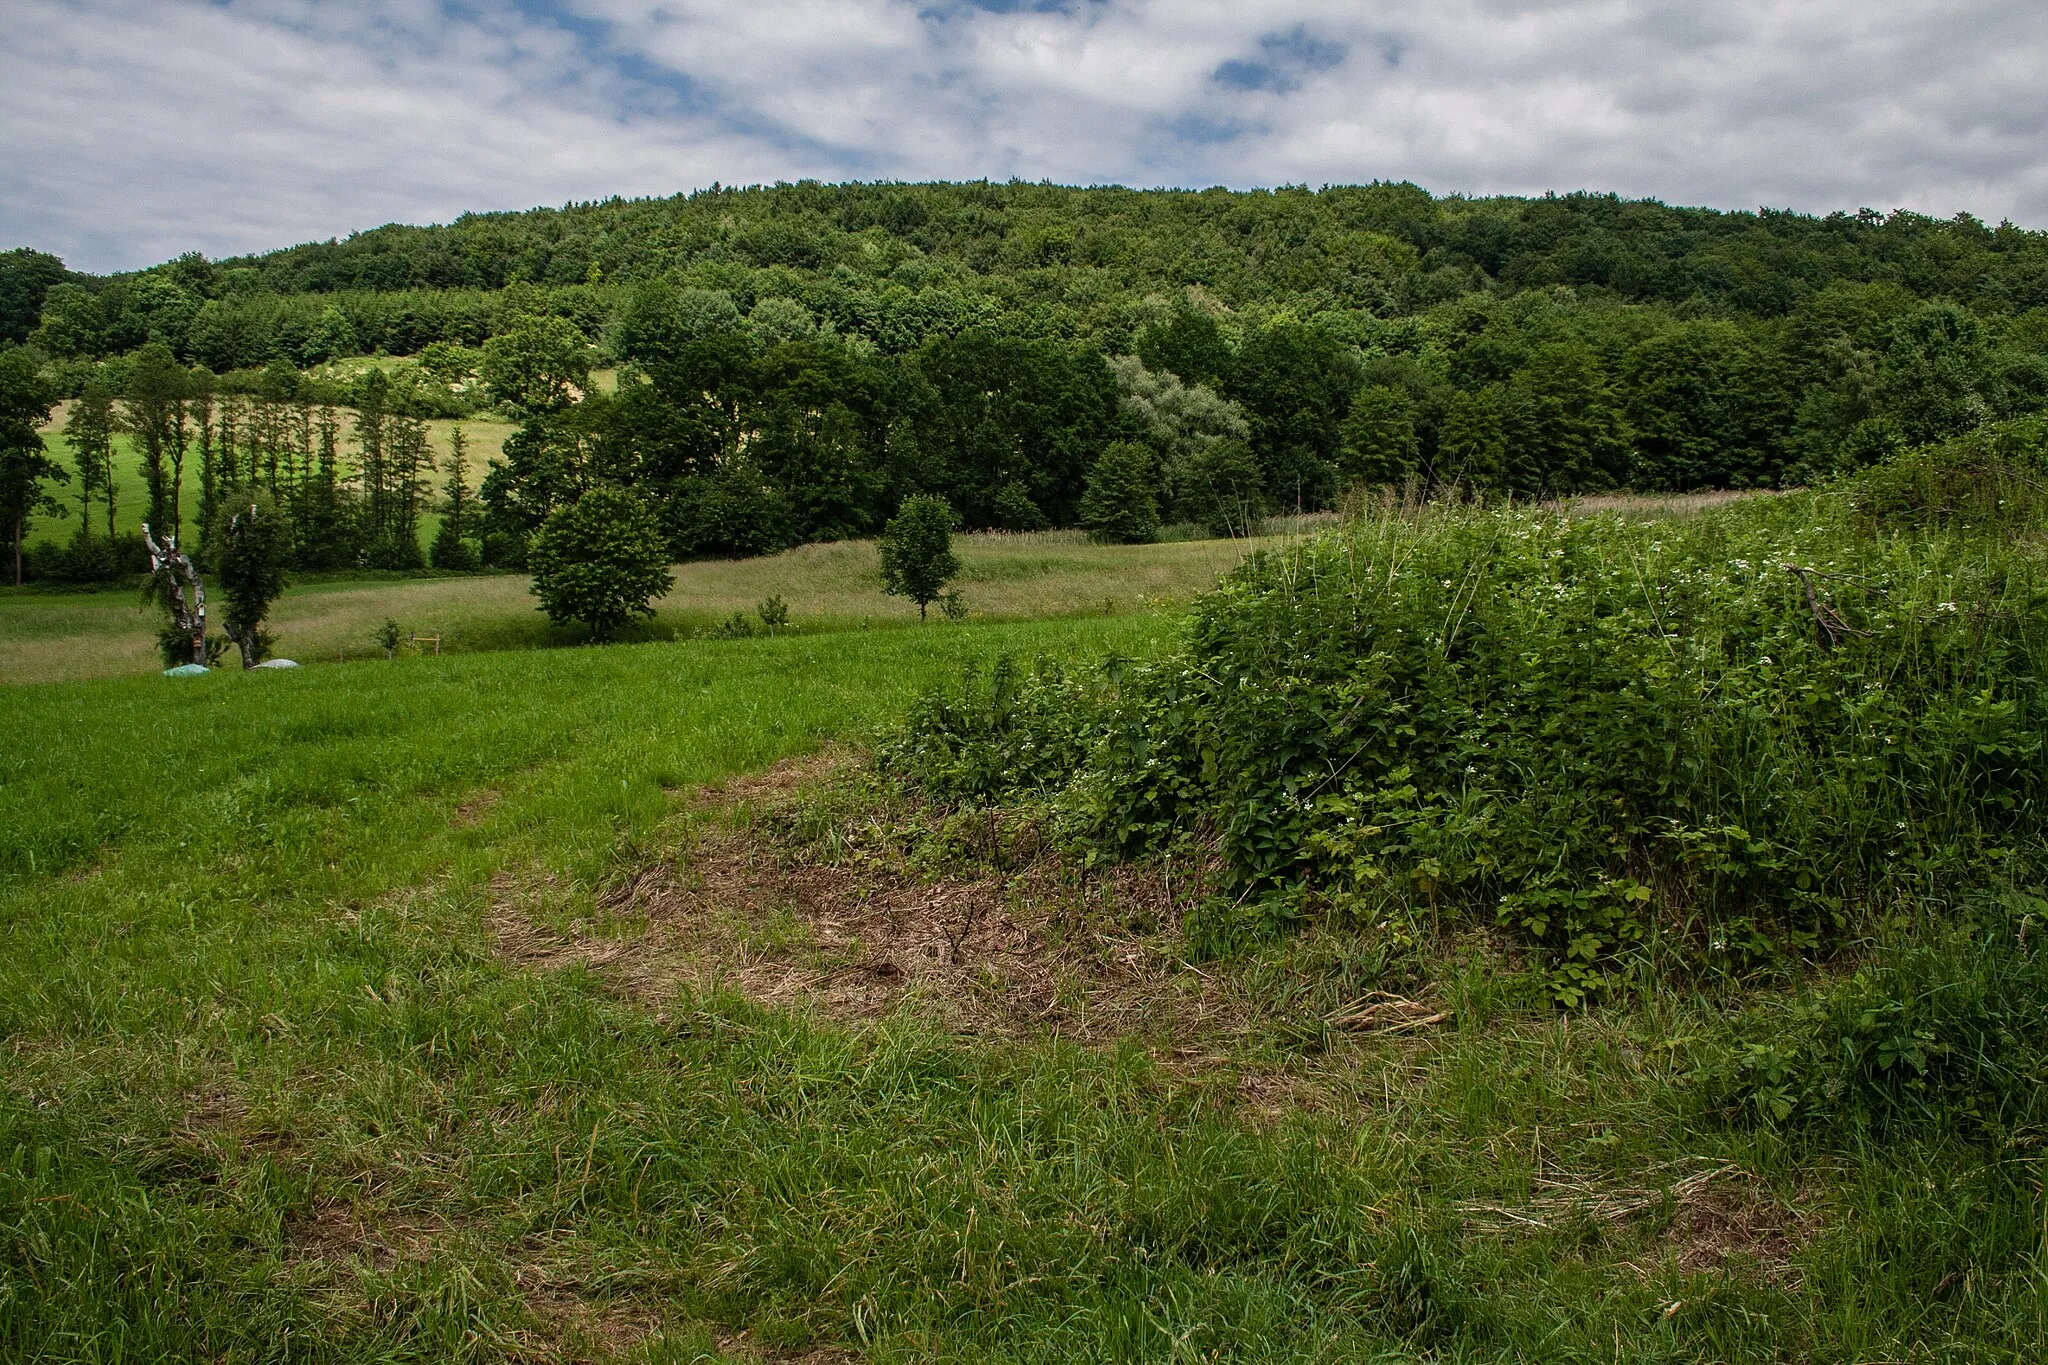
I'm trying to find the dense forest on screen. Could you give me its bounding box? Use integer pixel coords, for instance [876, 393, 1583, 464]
[7, 180, 2048, 575]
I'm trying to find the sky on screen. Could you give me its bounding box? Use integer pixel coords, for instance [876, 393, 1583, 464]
[5, 0, 2047, 274]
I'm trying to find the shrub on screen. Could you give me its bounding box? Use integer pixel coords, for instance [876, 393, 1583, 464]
[429, 522, 480, 571]
[1844, 415, 2048, 535]
[1706, 890, 2048, 1138]
[480, 530, 528, 570]
[361, 528, 424, 572]
[529, 485, 672, 639]
[705, 611, 756, 640]
[665, 457, 794, 559]
[885, 430, 2048, 996]
[1177, 439, 1267, 537]
[155, 622, 227, 670]
[879, 656, 1105, 806]
[42, 530, 147, 584]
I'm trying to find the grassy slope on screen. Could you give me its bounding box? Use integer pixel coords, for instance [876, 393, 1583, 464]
[0, 530, 1285, 684]
[4, 617, 2042, 1361]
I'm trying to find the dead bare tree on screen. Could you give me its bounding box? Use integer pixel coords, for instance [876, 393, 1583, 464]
[143, 522, 207, 667]
[1783, 564, 1869, 650]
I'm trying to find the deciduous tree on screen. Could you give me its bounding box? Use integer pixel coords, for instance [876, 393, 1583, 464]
[482, 315, 593, 414]
[1079, 441, 1161, 544]
[210, 489, 292, 668]
[65, 378, 117, 542]
[0, 348, 60, 585]
[878, 494, 960, 620]
[528, 485, 671, 639]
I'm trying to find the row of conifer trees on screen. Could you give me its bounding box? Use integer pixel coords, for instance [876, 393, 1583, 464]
[37, 345, 479, 583]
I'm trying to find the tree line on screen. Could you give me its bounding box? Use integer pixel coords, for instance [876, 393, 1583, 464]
[7, 180, 2048, 577]
[9, 343, 480, 586]
[473, 275, 2048, 561]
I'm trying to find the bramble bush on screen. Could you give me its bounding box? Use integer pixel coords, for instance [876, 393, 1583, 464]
[1703, 888, 2048, 1138]
[885, 423, 2048, 1000]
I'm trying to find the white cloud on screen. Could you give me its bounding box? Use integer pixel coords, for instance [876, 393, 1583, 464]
[3, 0, 2044, 273]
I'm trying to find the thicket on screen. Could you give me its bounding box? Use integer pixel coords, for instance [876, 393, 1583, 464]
[883, 423, 2048, 1024]
[11, 183, 2048, 572]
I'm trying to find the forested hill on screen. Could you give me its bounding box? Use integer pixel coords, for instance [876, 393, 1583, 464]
[9, 181, 2048, 573]
[94, 181, 2048, 310]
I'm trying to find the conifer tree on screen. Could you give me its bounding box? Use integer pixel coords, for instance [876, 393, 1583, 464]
[376, 410, 430, 568]
[216, 392, 243, 495]
[1438, 387, 1508, 491]
[355, 370, 389, 540]
[64, 379, 116, 543]
[431, 425, 479, 570]
[1339, 386, 1421, 485]
[1, 348, 60, 586]
[189, 377, 217, 550]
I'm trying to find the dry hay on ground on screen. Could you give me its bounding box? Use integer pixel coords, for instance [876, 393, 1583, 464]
[493, 754, 1243, 1048]
[487, 755, 1465, 1122]
[1660, 1170, 1817, 1285]
[287, 1200, 457, 1275]
[1461, 1159, 1818, 1287]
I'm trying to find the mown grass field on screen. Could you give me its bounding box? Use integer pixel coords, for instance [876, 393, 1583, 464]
[5, 597, 2045, 1362]
[7, 465, 2043, 1361]
[0, 530, 1292, 685]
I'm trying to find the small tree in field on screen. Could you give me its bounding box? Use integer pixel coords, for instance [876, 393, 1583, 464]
[210, 489, 292, 668]
[529, 485, 671, 639]
[879, 494, 960, 620]
[1079, 440, 1161, 544]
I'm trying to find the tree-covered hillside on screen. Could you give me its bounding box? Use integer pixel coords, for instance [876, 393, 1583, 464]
[8, 181, 2048, 575]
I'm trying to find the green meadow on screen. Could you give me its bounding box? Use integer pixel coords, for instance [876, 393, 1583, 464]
[0, 529, 1291, 684]
[3, 471, 2044, 1361]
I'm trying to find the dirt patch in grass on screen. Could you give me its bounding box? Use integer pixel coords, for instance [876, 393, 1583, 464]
[715, 1334, 860, 1365]
[486, 752, 1464, 1125]
[453, 786, 503, 829]
[1663, 1172, 1816, 1285]
[492, 754, 1250, 1052]
[640, 829, 1225, 1043]
[513, 1281, 666, 1362]
[290, 1202, 670, 1360]
[288, 1200, 457, 1274]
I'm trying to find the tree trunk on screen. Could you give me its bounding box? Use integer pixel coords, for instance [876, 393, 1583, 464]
[11, 515, 22, 587]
